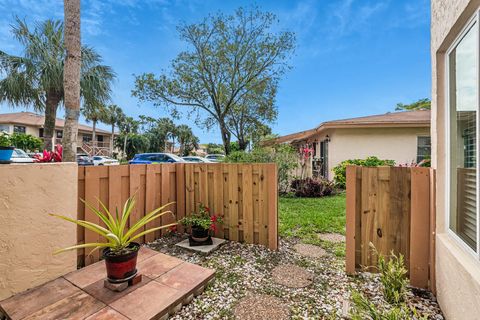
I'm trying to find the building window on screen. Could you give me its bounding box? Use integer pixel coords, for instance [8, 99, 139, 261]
[13, 125, 26, 133]
[97, 135, 104, 142]
[39, 128, 44, 137]
[83, 134, 92, 143]
[0, 124, 9, 133]
[447, 18, 478, 252]
[416, 136, 431, 163]
[56, 130, 63, 139]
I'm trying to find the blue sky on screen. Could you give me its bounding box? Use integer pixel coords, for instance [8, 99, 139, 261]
[0, 0, 431, 143]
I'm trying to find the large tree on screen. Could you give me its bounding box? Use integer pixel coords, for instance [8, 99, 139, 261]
[395, 98, 431, 111]
[117, 116, 139, 159]
[82, 101, 106, 147]
[176, 124, 199, 156]
[0, 18, 115, 151]
[62, 0, 81, 161]
[103, 104, 125, 155]
[133, 8, 295, 154]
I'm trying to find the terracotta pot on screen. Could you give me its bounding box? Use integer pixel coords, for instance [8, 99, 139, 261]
[191, 226, 209, 242]
[103, 242, 140, 282]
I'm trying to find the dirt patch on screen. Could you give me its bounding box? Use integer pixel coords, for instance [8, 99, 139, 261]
[233, 294, 290, 320]
[318, 233, 346, 243]
[272, 264, 314, 288]
[294, 243, 327, 258]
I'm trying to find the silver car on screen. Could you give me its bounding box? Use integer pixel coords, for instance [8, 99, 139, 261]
[11, 149, 34, 163]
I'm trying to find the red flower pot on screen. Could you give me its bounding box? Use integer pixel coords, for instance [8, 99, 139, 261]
[103, 242, 140, 282]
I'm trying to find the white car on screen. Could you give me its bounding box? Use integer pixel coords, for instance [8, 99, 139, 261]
[182, 156, 214, 163]
[205, 154, 225, 162]
[11, 149, 34, 163]
[92, 156, 120, 166]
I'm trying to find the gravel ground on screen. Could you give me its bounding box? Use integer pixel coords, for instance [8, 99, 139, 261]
[146, 234, 443, 320]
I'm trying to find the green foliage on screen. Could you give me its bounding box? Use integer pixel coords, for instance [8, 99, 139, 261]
[179, 204, 223, 230]
[230, 141, 241, 152]
[376, 248, 409, 305]
[333, 156, 395, 188]
[0, 131, 11, 147]
[132, 7, 295, 154]
[10, 133, 42, 151]
[395, 98, 431, 111]
[350, 291, 427, 320]
[115, 133, 149, 160]
[50, 196, 176, 255]
[224, 144, 298, 193]
[206, 143, 225, 155]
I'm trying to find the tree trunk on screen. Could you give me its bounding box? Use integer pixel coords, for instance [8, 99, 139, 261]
[92, 120, 96, 149]
[43, 92, 61, 151]
[111, 123, 115, 156]
[219, 121, 231, 155]
[238, 138, 248, 151]
[123, 134, 128, 159]
[62, 0, 81, 162]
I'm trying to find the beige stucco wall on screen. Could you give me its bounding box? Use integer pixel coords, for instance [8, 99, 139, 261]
[0, 163, 78, 301]
[432, 0, 480, 318]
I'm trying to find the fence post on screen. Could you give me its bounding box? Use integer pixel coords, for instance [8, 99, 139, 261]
[346, 165, 357, 275]
[409, 167, 431, 289]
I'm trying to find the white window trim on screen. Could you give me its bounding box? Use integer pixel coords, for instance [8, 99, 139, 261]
[445, 10, 480, 259]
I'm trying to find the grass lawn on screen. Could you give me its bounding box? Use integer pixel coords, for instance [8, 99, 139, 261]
[279, 193, 346, 256]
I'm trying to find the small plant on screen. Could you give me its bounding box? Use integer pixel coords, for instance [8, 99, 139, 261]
[377, 250, 409, 305]
[290, 177, 334, 197]
[179, 203, 223, 232]
[0, 131, 11, 147]
[51, 196, 176, 255]
[34, 144, 63, 162]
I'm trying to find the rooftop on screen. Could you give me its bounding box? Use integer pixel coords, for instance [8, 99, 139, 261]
[0, 111, 112, 135]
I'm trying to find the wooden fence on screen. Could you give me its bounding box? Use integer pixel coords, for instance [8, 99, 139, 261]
[345, 166, 436, 292]
[78, 163, 278, 265]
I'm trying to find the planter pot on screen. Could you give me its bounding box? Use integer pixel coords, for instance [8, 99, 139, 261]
[191, 226, 209, 242]
[0, 146, 14, 164]
[103, 242, 140, 283]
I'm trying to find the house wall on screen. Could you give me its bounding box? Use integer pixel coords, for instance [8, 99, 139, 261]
[432, 0, 480, 318]
[0, 163, 78, 301]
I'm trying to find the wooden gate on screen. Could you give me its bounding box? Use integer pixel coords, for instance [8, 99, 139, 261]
[77, 163, 278, 265]
[345, 166, 436, 291]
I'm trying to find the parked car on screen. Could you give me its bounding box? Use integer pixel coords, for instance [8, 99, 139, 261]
[76, 154, 93, 166]
[11, 149, 34, 163]
[205, 154, 225, 162]
[129, 153, 186, 164]
[182, 156, 214, 163]
[92, 156, 120, 166]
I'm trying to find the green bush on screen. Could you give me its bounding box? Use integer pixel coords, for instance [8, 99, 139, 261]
[10, 133, 43, 151]
[333, 156, 395, 188]
[290, 177, 334, 197]
[225, 145, 298, 194]
[0, 131, 11, 147]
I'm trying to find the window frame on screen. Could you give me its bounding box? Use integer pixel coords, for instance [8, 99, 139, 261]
[13, 125, 26, 134]
[445, 11, 480, 258]
[416, 136, 431, 163]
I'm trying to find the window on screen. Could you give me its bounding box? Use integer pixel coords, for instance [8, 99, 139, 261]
[82, 134, 92, 143]
[417, 136, 431, 163]
[97, 135, 104, 142]
[39, 128, 44, 137]
[13, 125, 26, 133]
[56, 130, 63, 139]
[447, 17, 479, 252]
[0, 124, 9, 133]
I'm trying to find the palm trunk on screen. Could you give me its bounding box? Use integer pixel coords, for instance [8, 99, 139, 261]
[92, 120, 96, 150]
[43, 92, 61, 151]
[110, 123, 115, 156]
[62, 0, 81, 162]
[123, 134, 128, 159]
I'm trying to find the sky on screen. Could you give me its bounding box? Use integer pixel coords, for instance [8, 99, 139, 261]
[0, 0, 431, 144]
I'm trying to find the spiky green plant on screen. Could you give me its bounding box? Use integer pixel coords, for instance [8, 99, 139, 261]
[50, 196, 176, 255]
[377, 250, 409, 305]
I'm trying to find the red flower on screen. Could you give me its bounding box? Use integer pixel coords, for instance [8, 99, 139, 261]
[210, 223, 217, 232]
[210, 215, 217, 222]
[204, 206, 210, 212]
[168, 225, 177, 232]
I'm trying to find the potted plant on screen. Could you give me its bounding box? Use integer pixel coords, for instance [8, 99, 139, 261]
[180, 204, 222, 243]
[51, 196, 176, 283]
[0, 132, 14, 164]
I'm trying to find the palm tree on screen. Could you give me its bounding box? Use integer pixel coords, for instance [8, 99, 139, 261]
[176, 124, 199, 156]
[118, 116, 139, 159]
[63, 0, 81, 161]
[82, 101, 106, 148]
[0, 18, 115, 151]
[103, 104, 125, 155]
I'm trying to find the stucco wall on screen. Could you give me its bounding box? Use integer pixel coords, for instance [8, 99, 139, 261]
[0, 163, 78, 301]
[432, 0, 480, 318]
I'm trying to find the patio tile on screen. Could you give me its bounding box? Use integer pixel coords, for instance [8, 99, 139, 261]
[137, 252, 184, 279]
[23, 291, 105, 320]
[137, 246, 159, 262]
[83, 275, 152, 305]
[0, 278, 80, 320]
[85, 307, 129, 320]
[156, 262, 215, 291]
[109, 281, 184, 320]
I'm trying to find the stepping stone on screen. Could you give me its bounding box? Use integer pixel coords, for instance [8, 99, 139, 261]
[233, 294, 290, 320]
[272, 264, 313, 288]
[294, 243, 327, 258]
[175, 237, 227, 254]
[318, 233, 345, 243]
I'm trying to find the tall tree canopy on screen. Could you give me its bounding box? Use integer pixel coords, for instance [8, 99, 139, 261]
[0, 18, 115, 150]
[395, 98, 431, 111]
[133, 7, 295, 154]
[103, 104, 125, 155]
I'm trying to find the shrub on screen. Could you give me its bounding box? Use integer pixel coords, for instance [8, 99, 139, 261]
[333, 156, 395, 188]
[377, 249, 409, 305]
[0, 131, 11, 147]
[290, 177, 334, 197]
[10, 133, 43, 151]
